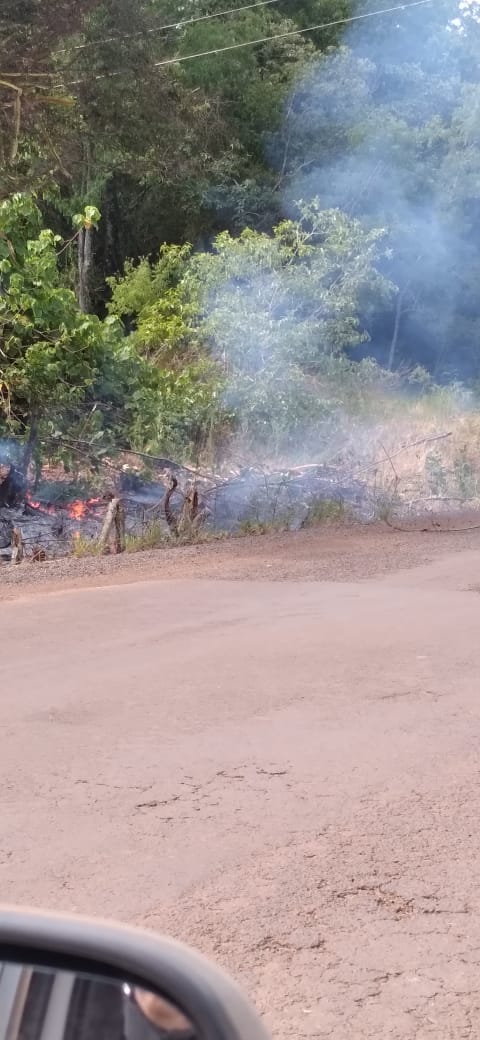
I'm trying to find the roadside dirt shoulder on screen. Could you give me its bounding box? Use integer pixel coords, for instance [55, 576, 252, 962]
[3, 521, 480, 599]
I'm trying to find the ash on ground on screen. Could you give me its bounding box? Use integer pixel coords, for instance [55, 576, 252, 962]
[1, 462, 372, 563]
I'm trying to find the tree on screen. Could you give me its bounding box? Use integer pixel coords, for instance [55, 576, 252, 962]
[269, 1, 480, 380]
[110, 199, 394, 455]
[0, 194, 130, 471]
[0, 0, 97, 193]
[4, 0, 480, 478]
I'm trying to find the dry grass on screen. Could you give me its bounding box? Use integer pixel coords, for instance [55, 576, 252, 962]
[337, 390, 480, 518]
[67, 387, 480, 550]
[71, 534, 102, 558]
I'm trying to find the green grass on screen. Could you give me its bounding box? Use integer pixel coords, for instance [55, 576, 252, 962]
[302, 497, 347, 527]
[237, 517, 291, 536]
[125, 520, 166, 553]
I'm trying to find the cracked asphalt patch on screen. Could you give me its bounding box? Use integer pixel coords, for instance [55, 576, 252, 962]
[2, 545, 480, 1038]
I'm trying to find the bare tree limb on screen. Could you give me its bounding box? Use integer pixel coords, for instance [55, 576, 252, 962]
[363, 432, 453, 473]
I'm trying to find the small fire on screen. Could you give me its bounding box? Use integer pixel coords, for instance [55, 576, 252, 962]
[69, 496, 102, 519]
[26, 492, 102, 519]
[68, 500, 87, 520]
[25, 493, 57, 516]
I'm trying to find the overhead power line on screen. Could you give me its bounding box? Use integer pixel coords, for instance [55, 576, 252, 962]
[60, 0, 282, 53]
[58, 0, 434, 89]
[152, 0, 435, 68]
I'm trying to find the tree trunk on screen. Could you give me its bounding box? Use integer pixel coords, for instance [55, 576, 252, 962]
[0, 463, 25, 506]
[78, 225, 94, 313]
[114, 499, 126, 553]
[104, 175, 122, 276]
[98, 497, 125, 554]
[388, 287, 406, 372]
[22, 417, 38, 477]
[388, 256, 423, 371]
[11, 526, 24, 564]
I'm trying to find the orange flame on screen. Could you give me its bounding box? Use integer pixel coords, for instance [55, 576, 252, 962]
[26, 493, 57, 516]
[26, 492, 102, 519]
[66, 496, 102, 519]
[68, 500, 87, 520]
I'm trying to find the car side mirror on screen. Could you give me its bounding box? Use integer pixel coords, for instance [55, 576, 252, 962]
[0, 907, 269, 1040]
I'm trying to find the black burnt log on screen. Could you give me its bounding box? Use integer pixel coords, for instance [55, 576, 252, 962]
[0, 463, 26, 507]
[0, 516, 13, 549]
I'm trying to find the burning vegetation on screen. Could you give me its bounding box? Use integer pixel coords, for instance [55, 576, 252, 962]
[0, 446, 373, 564]
[2, 0, 480, 569]
[4, 420, 480, 567]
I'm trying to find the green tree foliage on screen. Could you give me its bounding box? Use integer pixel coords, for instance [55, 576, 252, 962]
[0, 0, 96, 192]
[2, 0, 480, 470]
[271, 3, 480, 378]
[109, 200, 393, 454]
[1, 1, 355, 288]
[0, 194, 132, 469]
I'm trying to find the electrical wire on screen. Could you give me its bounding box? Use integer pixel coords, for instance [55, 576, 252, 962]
[59, 0, 282, 53]
[153, 0, 435, 68]
[57, 0, 434, 89]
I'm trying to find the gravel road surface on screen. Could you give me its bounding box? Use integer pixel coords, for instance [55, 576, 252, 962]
[2, 528, 480, 1038]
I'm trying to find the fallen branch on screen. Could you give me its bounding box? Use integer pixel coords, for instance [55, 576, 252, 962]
[44, 436, 121, 473]
[384, 517, 480, 534]
[31, 545, 47, 563]
[118, 447, 203, 478]
[364, 431, 453, 473]
[283, 463, 333, 474]
[378, 440, 400, 498]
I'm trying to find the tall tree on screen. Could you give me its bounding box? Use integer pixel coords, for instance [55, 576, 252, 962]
[0, 0, 96, 193]
[0, 194, 131, 469]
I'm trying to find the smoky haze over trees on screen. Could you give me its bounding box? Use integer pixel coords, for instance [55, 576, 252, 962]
[1, 0, 480, 470]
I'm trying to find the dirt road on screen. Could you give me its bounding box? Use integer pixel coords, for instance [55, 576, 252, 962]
[2, 531, 480, 1038]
